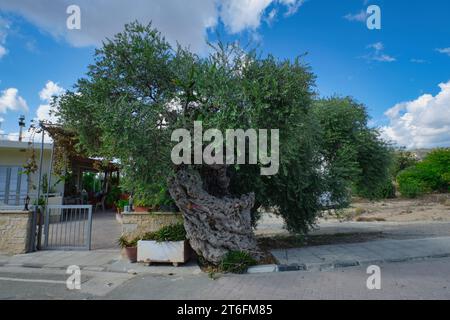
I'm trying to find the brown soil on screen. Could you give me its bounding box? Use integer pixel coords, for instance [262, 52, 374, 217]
[328, 193, 450, 223]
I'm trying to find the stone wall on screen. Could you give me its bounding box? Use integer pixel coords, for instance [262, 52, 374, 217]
[0, 210, 32, 255]
[121, 212, 183, 239]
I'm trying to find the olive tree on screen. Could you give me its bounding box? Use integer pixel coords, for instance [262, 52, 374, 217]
[55, 23, 390, 263]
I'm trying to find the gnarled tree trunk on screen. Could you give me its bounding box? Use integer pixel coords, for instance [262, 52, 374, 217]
[168, 166, 261, 264]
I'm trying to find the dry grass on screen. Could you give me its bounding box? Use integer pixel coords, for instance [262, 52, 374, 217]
[327, 193, 450, 223]
[257, 232, 384, 251]
[355, 216, 386, 222]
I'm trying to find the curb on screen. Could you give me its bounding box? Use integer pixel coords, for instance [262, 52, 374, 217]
[0, 262, 108, 272]
[247, 252, 450, 274]
[3, 253, 450, 275]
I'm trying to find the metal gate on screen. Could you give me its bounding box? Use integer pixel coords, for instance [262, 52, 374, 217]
[42, 205, 93, 250]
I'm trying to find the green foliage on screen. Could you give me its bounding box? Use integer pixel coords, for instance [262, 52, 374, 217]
[392, 149, 419, 177]
[33, 196, 46, 206]
[397, 170, 426, 198]
[106, 186, 122, 206]
[313, 97, 393, 201]
[81, 172, 101, 193]
[41, 173, 57, 194]
[376, 178, 396, 199]
[115, 199, 129, 210]
[117, 235, 138, 248]
[219, 251, 257, 274]
[397, 148, 450, 198]
[141, 223, 186, 242]
[134, 183, 175, 208]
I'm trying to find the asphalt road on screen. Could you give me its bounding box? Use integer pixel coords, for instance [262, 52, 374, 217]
[1, 257, 449, 300]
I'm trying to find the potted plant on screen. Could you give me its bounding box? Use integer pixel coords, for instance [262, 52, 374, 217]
[133, 197, 152, 212]
[118, 235, 138, 263]
[114, 199, 129, 223]
[137, 223, 189, 266]
[115, 199, 129, 213]
[133, 183, 178, 213]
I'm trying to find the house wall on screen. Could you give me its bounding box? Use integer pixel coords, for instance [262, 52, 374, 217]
[0, 144, 64, 205]
[0, 210, 32, 255]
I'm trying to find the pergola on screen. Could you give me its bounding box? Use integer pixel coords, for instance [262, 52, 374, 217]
[70, 155, 120, 195]
[40, 123, 120, 203]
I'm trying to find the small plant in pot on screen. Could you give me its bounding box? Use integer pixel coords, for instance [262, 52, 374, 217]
[133, 183, 178, 213]
[118, 235, 138, 263]
[115, 199, 129, 213]
[137, 223, 189, 266]
[133, 197, 153, 212]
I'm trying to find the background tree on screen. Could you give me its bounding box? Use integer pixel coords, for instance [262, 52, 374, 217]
[312, 97, 393, 201]
[397, 148, 450, 198]
[392, 149, 419, 177]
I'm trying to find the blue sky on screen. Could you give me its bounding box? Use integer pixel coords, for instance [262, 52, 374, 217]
[0, 0, 449, 149]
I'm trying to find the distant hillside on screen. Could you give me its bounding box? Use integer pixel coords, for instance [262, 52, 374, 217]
[410, 148, 433, 160]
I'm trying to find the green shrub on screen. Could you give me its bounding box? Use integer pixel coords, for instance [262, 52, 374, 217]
[115, 199, 129, 211]
[392, 150, 419, 177]
[141, 223, 186, 242]
[381, 181, 396, 199]
[422, 149, 450, 191]
[354, 207, 367, 216]
[397, 148, 450, 198]
[117, 235, 138, 248]
[397, 168, 426, 198]
[219, 251, 257, 274]
[106, 186, 122, 206]
[134, 183, 176, 208]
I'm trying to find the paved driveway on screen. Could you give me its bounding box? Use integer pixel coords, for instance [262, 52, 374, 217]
[91, 210, 122, 250]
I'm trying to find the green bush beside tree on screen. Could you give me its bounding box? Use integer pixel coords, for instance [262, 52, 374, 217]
[397, 148, 450, 198]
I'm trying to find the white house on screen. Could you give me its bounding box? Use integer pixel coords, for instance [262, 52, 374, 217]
[0, 137, 64, 207]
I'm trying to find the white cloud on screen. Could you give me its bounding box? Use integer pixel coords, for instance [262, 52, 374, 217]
[219, 0, 273, 33]
[3, 130, 53, 143]
[0, 0, 304, 52]
[0, 0, 218, 52]
[266, 8, 278, 25]
[39, 81, 65, 101]
[363, 42, 396, 63]
[0, 45, 6, 58]
[219, 0, 304, 33]
[36, 81, 65, 123]
[381, 81, 450, 149]
[373, 54, 396, 62]
[0, 88, 28, 113]
[436, 47, 450, 56]
[344, 10, 367, 22]
[279, 0, 304, 17]
[368, 42, 383, 52]
[0, 16, 9, 58]
[410, 58, 428, 64]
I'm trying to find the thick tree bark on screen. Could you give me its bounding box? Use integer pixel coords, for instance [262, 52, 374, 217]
[168, 166, 261, 264]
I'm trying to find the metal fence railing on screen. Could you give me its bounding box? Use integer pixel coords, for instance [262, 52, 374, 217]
[42, 205, 93, 250]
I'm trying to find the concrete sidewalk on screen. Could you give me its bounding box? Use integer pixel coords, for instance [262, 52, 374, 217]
[0, 249, 201, 275]
[0, 250, 118, 271]
[271, 236, 450, 271]
[2, 236, 450, 276]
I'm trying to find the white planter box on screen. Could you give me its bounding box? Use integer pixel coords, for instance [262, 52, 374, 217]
[137, 240, 189, 266]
